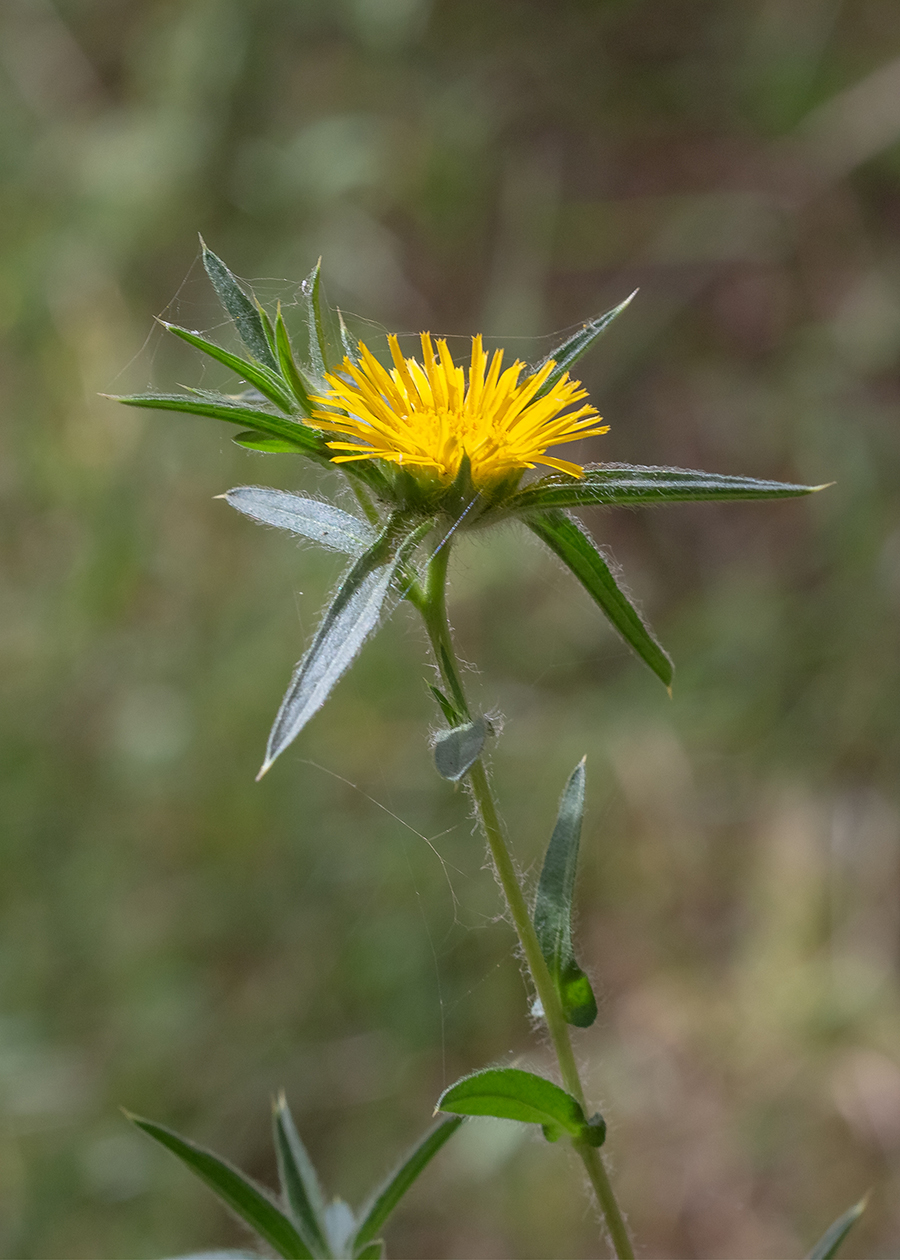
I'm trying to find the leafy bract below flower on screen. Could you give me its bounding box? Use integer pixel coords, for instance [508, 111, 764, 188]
[114, 244, 827, 774]
[310, 333, 609, 492]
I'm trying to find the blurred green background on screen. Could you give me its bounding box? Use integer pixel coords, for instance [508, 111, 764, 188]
[3, 1, 900, 1256]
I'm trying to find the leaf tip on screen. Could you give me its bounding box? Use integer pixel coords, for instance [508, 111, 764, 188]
[256, 759, 273, 782]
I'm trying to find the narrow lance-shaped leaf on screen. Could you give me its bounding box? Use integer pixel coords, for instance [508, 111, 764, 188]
[527, 509, 673, 688]
[127, 1113, 312, 1260]
[533, 759, 598, 1028]
[303, 259, 328, 382]
[533, 292, 636, 399]
[808, 1196, 868, 1260]
[233, 431, 313, 454]
[272, 1095, 331, 1257]
[201, 239, 279, 373]
[352, 1117, 463, 1256]
[259, 516, 434, 776]
[275, 304, 317, 414]
[323, 1202, 355, 1259]
[224, 487, 376, 557]
[433, 717, 488, 782]
[159, 322, 297, 413]
[437, 1068, 603, 1145]
[507, 463, 828, 514]
[111, 393, 330, 459]
[355, 1244, 383, 1260]
[256, 297, 279, 360]
[338, 310, 361, 366]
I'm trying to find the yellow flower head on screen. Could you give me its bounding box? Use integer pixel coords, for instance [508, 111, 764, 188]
[310, 333, 609, 493]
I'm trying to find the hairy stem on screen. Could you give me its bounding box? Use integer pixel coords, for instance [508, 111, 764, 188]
[420, 540, 634, 1260]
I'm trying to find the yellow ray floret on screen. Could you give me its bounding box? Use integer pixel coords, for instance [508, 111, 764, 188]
[309, 333, 609, 490]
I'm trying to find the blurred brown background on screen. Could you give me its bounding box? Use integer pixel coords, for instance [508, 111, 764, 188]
[2, 0, 900, 1255]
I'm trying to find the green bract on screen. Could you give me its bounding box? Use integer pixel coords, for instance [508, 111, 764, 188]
[112, 243, 825, 773]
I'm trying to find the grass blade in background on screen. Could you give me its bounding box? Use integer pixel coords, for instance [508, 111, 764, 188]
[224, 487, 376, 556]
[272, 1095, 331, 1257]
[533, 759, 598, 1028]
[201, 240, 279, 373]
[527, 509, 673, 687]
[808, 1196, 868, 1260]
[128, 1114, 312, 1260]
[352, 1117, 464, 1256]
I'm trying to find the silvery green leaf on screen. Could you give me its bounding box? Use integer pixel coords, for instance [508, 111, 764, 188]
[259, 517, 432, 776]
[323, 1200, 355, 1258]
[533, 293, 636, 397]
[302, 259, 328, 381]
[225, 488, 376, 557]
[808, 1197, 868, 1260]
[201, 240, 279, 373]
[533, 759, 597, 1028]
[352, 1118, 463, 1257]
[433, 718, 488, 781]
[527, 509, 672, 688]
[507, 463, 827, 513]
[272, 1095, 330, 1257]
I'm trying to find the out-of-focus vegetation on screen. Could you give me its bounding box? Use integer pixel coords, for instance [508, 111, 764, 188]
[2, 1, 900, 1256]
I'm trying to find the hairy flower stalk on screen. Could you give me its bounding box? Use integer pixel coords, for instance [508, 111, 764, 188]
[114, 246, 827, 1260]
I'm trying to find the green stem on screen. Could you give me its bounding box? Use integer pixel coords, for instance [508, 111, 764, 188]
[420, 541, 634, 1260]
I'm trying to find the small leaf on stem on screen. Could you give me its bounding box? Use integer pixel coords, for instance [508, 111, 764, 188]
[433, 717, 488, 781]
[533, 759, 598, 1028]
[437, 1068, 588, 1144]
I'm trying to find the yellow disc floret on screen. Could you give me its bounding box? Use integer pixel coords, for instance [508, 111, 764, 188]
[310, 333, 609, 492]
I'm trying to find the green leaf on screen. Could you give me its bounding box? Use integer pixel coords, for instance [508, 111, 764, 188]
[160, 322, 297, 413]
[437, 1068, 588, 1143]
[354, 1244, 383, 1260]
[256, 298, 279, 360]
[233, 432, 312, 454]
[338, 310, 361, 366]
[808, 1196, 868, 1260]
[272, 1095, 331, 1257]
[225, 487, 376, 557]
[127, 1113, 312, 1260]
[303, 259, 328, 381]
[259, 516, 433, 776]
[527, 508, 673, 687]
[353, 1117, 463, 1256]
[111, 393, 330, 459]
[507, 463, 828, 514]
[432, 717, 488, 781]
[201, 240, 279, 373]
[428, 685, 460, 726]
[533, 759, 598, 1028]
[533, 293, 636, 397]
[275, 305, 317, 414]
[323, 1201, 355, 1258]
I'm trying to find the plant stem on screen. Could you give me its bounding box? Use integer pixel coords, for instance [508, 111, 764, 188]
[420, 541, 634, 1260]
